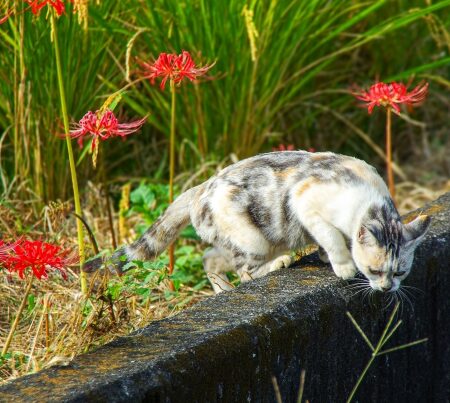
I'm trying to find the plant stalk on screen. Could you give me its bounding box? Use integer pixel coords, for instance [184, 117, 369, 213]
[386, 107, 395, 201]
[346, 353, 377, 403]
[168, 81, 176, 290]
[242, 59, 258, 155]
[169, 81, 176, 204]
[346, 303, 427, 402]
[2, 276, 34, 356]
[103, 183, 117, 250]
[51, 13, 87, 295]
[44, 294, 51, 349]
[194, 84, 207, 157]
[14, 10, 27, 187]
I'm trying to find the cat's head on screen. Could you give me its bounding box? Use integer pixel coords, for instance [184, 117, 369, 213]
[352, 215, 431, 292]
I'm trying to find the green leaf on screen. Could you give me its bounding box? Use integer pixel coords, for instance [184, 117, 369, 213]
[180, 225, 200, 240]
[144, 271, 159, 283]
[27, 294, 36, 313]
[122, 261, 138, 271]
[130, 183, 156, 206]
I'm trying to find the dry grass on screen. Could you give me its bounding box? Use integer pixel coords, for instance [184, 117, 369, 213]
[0, 180, 213, 384]
[396, 179, 450, 214]
[0, 177, 449, 384]
[0, 271, 211, 382]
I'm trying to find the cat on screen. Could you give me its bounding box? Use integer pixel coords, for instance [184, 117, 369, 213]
[83, 151, 431, 294]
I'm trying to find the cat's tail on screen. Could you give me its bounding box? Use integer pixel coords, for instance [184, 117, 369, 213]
[82, 184, 203, 274]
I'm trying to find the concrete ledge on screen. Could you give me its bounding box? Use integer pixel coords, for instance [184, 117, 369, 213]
[1, 193, 450, 402]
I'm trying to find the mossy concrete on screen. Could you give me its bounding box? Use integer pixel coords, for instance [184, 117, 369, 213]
[1, 193, 450, 402]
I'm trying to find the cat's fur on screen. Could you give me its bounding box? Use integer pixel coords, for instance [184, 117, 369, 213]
[84, 151, 431, 294]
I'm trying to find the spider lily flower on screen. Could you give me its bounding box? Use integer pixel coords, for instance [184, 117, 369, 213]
[140, 50, 214, 90]
[1, 239, 73, 280]
[26, 0, 66, 16]
[69, 109, 146, 150]
[353, 81, 428, 114]
[272, 144, 295, 152]
[0, 0, 70, 24]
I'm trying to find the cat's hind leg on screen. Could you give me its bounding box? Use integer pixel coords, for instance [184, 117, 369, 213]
[233, 253, 293, 283]
[248, 254, 293, 279]
[202, 247, 234, 293]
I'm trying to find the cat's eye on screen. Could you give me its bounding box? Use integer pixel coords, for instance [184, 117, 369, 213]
[394, 270, 406, 277]
[369, 268, 382, 276]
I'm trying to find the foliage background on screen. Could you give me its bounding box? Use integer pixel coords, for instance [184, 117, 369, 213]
[0, 0, 449, 203]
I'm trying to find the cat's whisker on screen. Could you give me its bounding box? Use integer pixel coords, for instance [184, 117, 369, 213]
[345, 284, 370, 292]
[345, 278, 368, 285]
[350, 287, 371, 299]
[400, 286, 417, 301]
[401, 284, 423, 295]
[400, 294, 406, 318]
[345, 278, 371, 299]
[398, 293, 406, 318]
[348, 287, 369, 294]
[345, 280, 366, 285]
[355, 277, 369, 283]
[401, 285, 425, 297]
[344, 282, 366, 288]
[383, 293, 395, 312]
[393, 292, 403, 317]
[391, 290, 405, 317]
[346, 281, 369, 294]
[360, 288, 370, 304]
[398, 288, 414, 313]
[367, 288, 377, 307]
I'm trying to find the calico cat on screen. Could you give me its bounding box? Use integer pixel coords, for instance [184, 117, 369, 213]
[84, 151, 431, 294]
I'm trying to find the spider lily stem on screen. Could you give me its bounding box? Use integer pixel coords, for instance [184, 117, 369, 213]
[168, 81, 176, 291]
[51, 13, 87, 295]
[386, 106, 395, 201]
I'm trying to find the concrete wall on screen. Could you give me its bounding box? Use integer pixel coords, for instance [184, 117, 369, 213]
[1, 192, 449, 402]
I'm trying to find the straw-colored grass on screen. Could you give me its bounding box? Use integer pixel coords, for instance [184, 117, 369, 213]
[0, 180, 213, 384]
[0, 269, 211, 383]
[396, 179, 450, 214]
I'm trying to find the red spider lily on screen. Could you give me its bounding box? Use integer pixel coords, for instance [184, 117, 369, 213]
[353, 81, 428, 114]
[1, 240, 73, 280]
[26, 0, 66, 16]
[272, 144, 295, 152]
[140, 50, 214, 90]
[0, 0, 71, 24]
[69, 109, 146, 150]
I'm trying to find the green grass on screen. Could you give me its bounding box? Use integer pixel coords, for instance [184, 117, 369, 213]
[0, 1, 129, 200]
[0, 0, 449, 201]
[111, 0, 450, 164]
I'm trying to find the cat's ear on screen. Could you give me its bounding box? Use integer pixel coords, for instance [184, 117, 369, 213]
[357, 225, 378, 246]
[403, 215, 431, 247]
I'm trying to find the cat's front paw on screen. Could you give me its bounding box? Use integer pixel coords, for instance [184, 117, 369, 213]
[332, 261, 357, 280]
[269, 255, 293, 272]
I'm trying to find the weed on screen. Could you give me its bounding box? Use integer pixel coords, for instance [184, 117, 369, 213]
[346, 303, 428, 402]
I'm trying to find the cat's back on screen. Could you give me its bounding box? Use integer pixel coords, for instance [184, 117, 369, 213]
[193, 151, 388, 222]
[214, 151, 386, 193]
